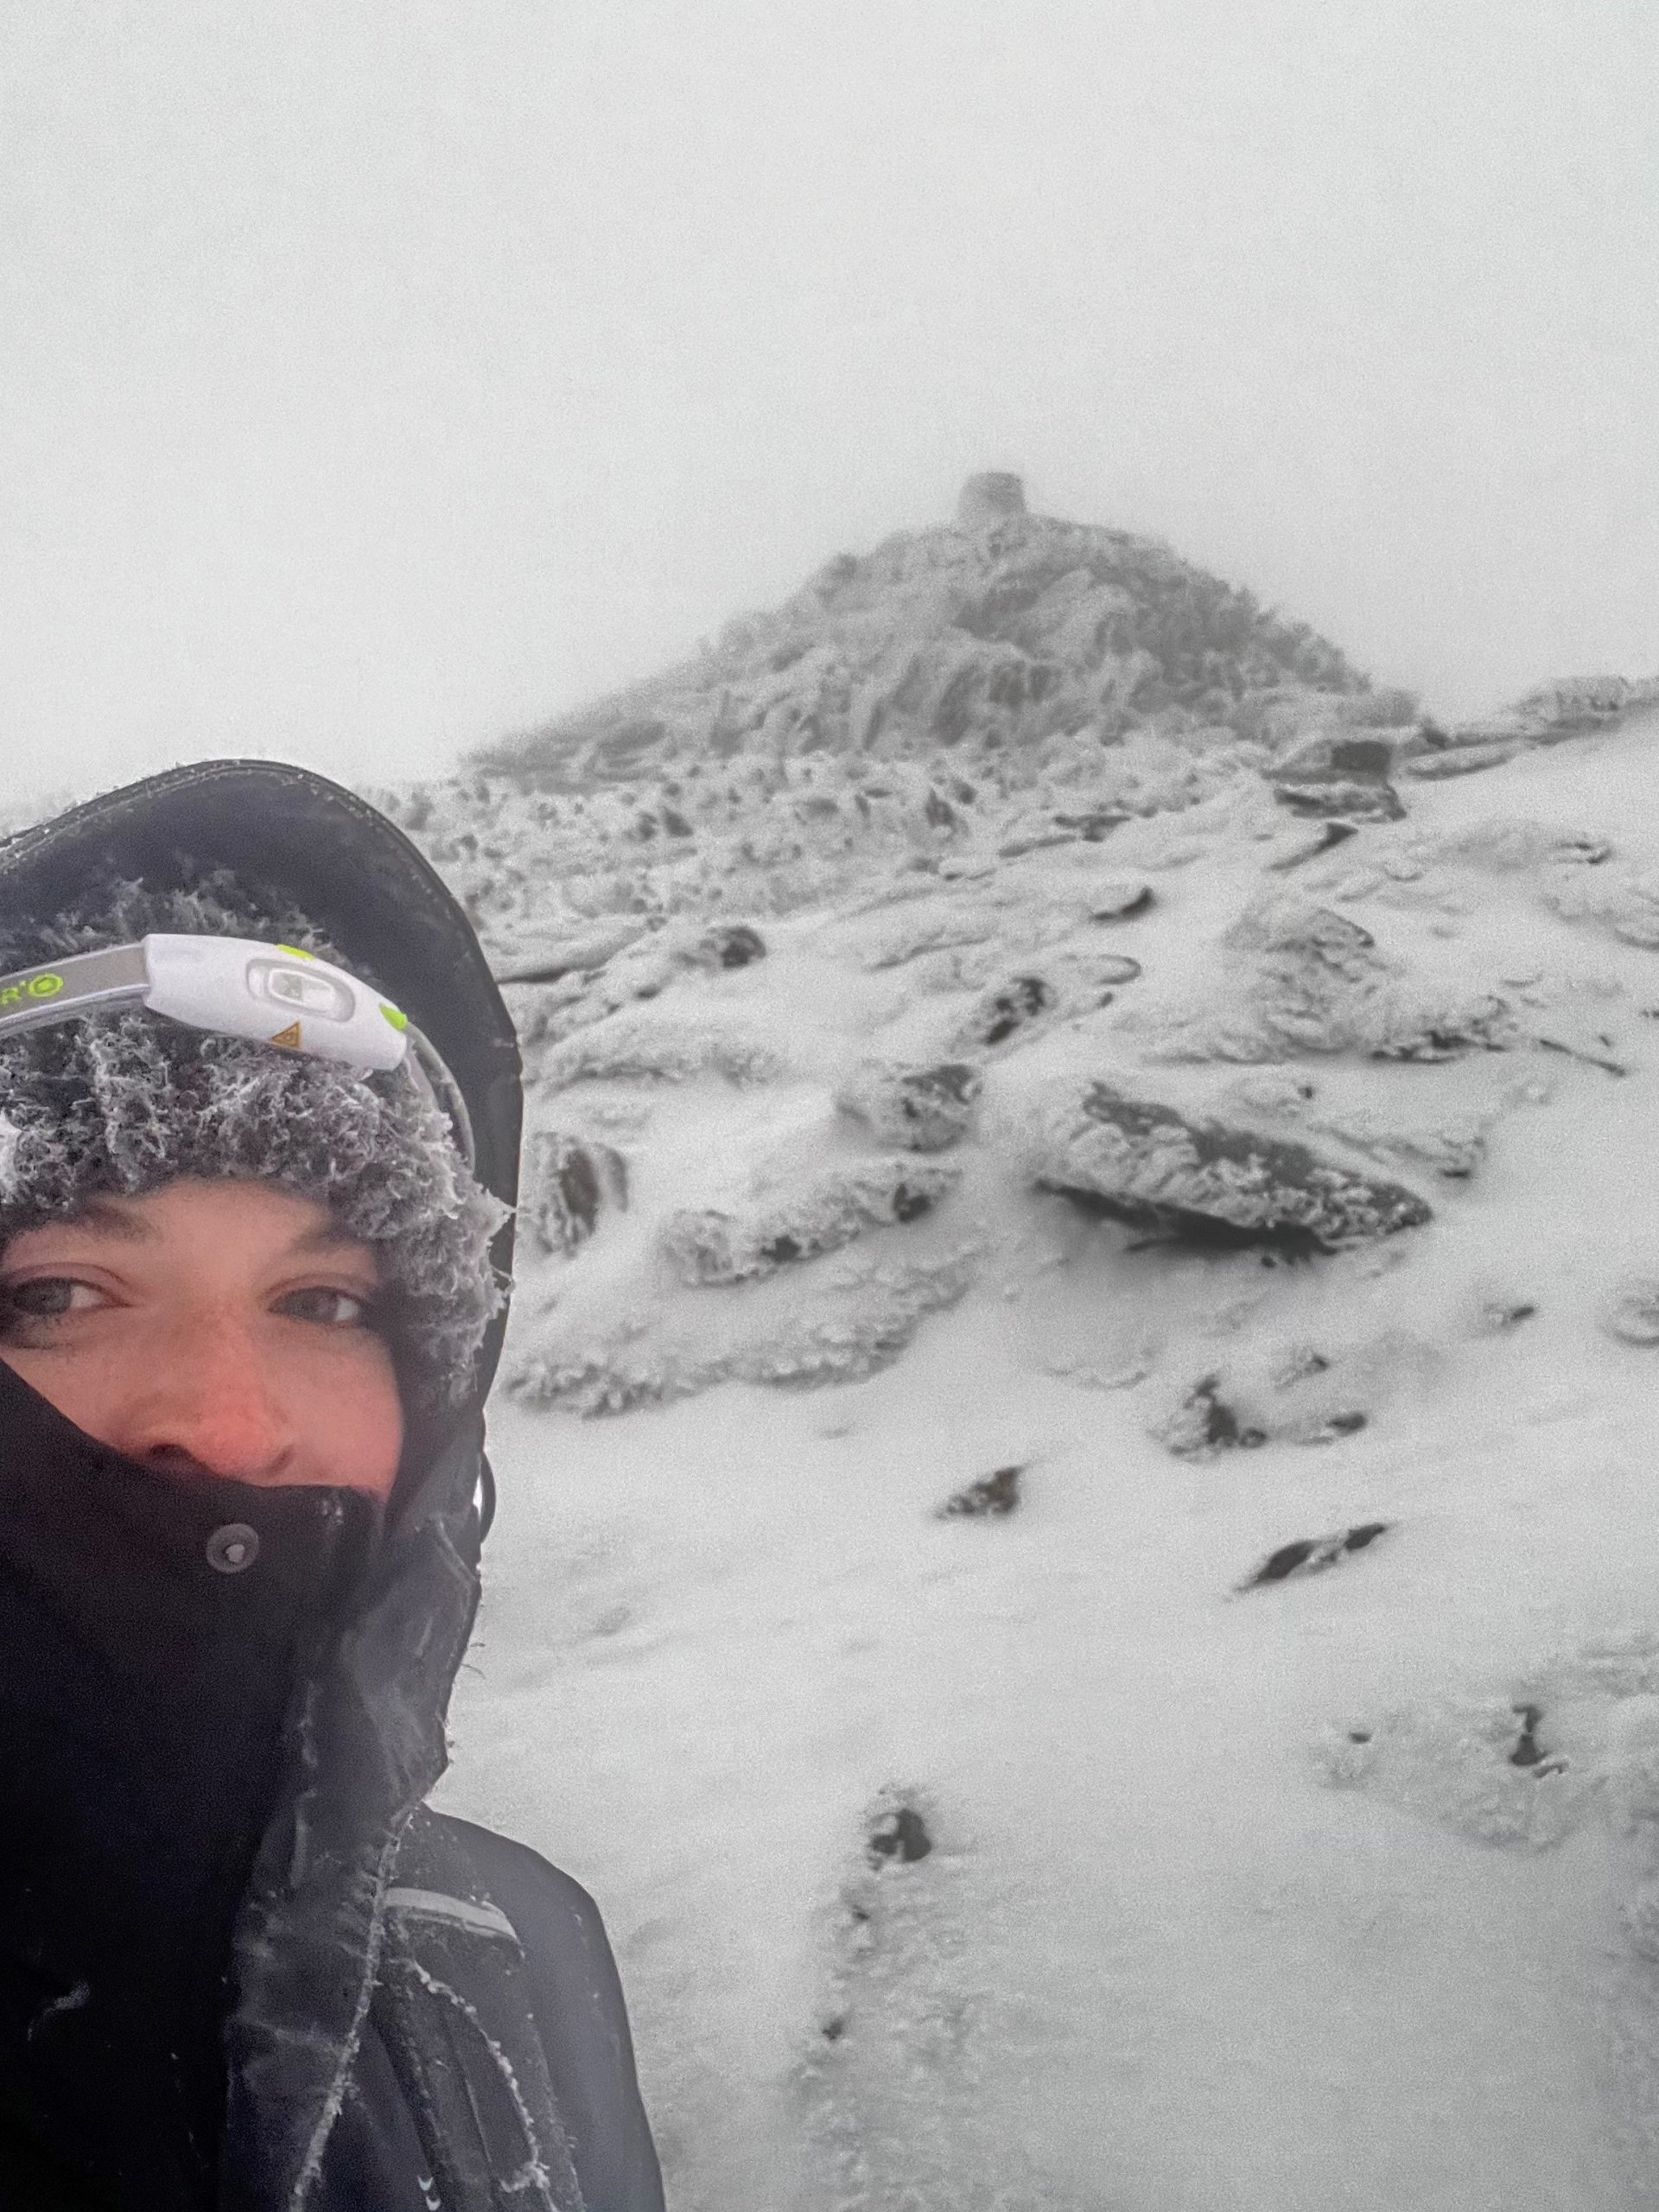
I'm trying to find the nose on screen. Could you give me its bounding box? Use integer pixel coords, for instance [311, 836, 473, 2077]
[122, 1313, 299, 1486]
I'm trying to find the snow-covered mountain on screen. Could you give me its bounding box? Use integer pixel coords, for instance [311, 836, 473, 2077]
[380, 484, 1659, 2210]
[478, 471, 1379, 792]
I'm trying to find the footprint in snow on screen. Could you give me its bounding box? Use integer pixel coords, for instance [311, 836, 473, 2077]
[791, 1786, 1052, 2212]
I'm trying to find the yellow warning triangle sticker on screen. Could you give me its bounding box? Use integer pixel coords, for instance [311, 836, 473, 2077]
[269, 1021, 302, 1049]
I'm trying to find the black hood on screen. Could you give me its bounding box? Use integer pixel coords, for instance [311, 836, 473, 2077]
[0, 759, 524, 1411]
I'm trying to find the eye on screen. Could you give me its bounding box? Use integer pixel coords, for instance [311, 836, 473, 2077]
[275, 1285, 380, 1329]
[0, 1274, 108, 1340]
[0, 1276, 105, 1320]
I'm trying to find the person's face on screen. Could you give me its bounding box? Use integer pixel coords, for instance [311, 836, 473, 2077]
[0, 1179, 404, 1498]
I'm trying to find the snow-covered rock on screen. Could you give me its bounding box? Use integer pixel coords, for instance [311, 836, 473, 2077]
[537, 1007, 788, 1089]
[519, 1130, 629, 1256]
[660, 1159, 962, 1286]
[834, 1059, 983, 1152]
[1025, 1077, 1433, 1251]
[505, 1238, 984, 1415]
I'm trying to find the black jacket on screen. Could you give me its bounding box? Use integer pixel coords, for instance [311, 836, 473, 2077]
[0, 1366, 664, 2211]
[0, 766, 665, 2210]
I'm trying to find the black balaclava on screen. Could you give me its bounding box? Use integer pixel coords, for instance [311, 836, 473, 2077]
[0, 1367, 380, 2204]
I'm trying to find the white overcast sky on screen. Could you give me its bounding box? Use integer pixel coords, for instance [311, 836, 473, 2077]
[3, 0, 1656, 803]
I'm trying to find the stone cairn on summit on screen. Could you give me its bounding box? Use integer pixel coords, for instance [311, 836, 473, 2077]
[956, 471, 1029, 526]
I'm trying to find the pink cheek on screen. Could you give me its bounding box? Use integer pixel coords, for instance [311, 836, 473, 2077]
[333, 1372, 405, 1499]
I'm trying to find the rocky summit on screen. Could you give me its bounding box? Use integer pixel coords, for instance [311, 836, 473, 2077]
[477, 474, 1382, 790]
[374, 484, 1659, 2212]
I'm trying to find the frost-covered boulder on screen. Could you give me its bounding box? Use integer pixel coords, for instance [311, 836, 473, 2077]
[1123, 895, 1392, 1061]
[1271, 772, 1406, 823]
[1272, 726, 1425, 779]
[1540, 861, 1659, 949]
[1395, 673, 1659, 786]
[1269, 728, 1408, 823]
[1027, 1077, 1433, 1251]
[1370, 992, 1517, 1062]
[659, 1158, 963, 1285]
[1267, 727, 1414, 824]
[539, 1008, 787, 1089]
[506, 1241, 983, 1414]
[1126, 892, 1516, 1065]
[1319, 1693, 1585, 1848]
[494, 919, 648, 983]
[836, 1059, 983, 1152]
[520, 1131, 629, 1256]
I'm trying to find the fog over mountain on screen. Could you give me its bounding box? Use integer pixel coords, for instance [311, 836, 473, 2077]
[3, 3, 1655, 803]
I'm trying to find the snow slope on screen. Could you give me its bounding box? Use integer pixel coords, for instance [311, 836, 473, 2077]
[425, 680, 1659, 2209]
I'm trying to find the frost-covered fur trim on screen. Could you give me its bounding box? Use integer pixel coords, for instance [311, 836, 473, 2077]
[0, 871, 508, 1411]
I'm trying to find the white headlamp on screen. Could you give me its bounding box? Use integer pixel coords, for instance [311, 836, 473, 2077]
[0, 934, 474, 1166]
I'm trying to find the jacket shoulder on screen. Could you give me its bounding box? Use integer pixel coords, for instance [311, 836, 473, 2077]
[426, 1811, 665, 2212]
[433, 1811, 604, 1937]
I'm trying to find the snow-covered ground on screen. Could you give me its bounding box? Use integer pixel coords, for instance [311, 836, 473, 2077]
[435, 709, 1659, 2210]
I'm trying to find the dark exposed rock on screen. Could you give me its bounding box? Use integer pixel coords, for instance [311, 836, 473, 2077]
[937, 1465, 1023, 1518]
[1052, 809, 1131, 842]
[1507, 1705, 1567, 1775]
[961, 974, 1054, 1049]
[867, 1802, 933, 1866]
[837, 1058, 984, 1152]
[997, 827, 1084, 859]
[1291, 1410, 1369, 1445]
[522, 1131, 630, 1256]
[1268, 725, 1414, 817]
[1062, 1188, 1325, 1260]
[691, 922, 767, 969]
[1268, 820, 1357, 870]
[1480, 1300, 1537, 1332]
[1272, 776, 1405, 823]
[1162, 1376, 1268, 1457]
[1535, 1033, 1628, 1077]
[1088, 879, 1154, 921]
[1239, 1521, 1390, 1591]
[1274, 732, 1405, 779]
[1371, 997, 1516, 1062]
[1032, 1079, 1433, 1252]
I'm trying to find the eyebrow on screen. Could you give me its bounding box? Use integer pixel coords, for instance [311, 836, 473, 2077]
[285, 1221, 378, 1262]
[36, 1200, 375, 1265]
[63, 1197, 158, 1243]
